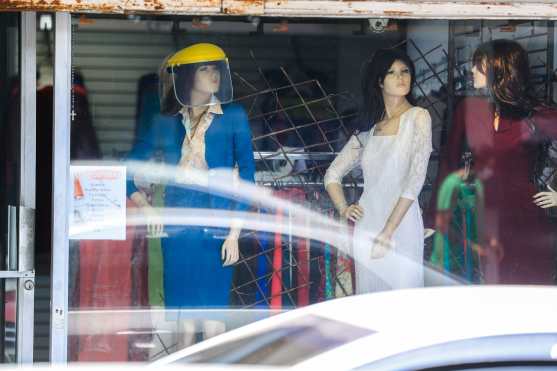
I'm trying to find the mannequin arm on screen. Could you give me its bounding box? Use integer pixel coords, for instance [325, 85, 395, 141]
[131, 190, 164, 236]
[324, 133, 366, 221]
[232, 106, 256, 213]
[381, 197, 414, 237]
[326, 182, 364, 222]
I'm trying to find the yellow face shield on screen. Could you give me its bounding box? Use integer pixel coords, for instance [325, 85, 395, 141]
[167, 43, 233, 108]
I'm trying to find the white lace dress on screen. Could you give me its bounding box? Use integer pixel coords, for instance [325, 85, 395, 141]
[325, 107, 432, 293]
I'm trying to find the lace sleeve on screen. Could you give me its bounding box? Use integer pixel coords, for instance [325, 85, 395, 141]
[402, 109, 433, 200]
[324, 133, 366, 187]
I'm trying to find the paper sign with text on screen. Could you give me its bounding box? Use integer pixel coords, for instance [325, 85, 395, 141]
[69, 165, 126, 240]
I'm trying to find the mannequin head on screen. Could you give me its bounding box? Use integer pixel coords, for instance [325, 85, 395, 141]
[164, 43, 233, 109]
[380, 59, 412, 98]
[171, 63, 223, 107]
[358, 48, 415, 132]
[471, 61, 487, 89]
[472, 39, 536, 118]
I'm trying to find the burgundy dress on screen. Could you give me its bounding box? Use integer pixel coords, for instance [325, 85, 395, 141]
[445, 97, 557, 284]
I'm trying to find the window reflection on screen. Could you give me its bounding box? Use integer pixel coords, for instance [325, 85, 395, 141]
[65, 17, 557, 362]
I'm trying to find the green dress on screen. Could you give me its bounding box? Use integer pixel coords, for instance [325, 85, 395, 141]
[430, 172, 484, 283]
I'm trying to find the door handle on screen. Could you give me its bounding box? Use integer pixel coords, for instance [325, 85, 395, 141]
[6, 206, 35, 272]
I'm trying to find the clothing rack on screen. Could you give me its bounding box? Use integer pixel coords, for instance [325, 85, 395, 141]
[254, 151, 337, 161]
[257, 180, 363, 188]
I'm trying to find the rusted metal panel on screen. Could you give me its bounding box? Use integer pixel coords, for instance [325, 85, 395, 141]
[0, 0, 122, 13]
[0, 0, 220, 14]
[264, 1, 557, 19]
[223, 0, 264, 15]
[124, 0, 220, 13]
[2, 0, 557, 19]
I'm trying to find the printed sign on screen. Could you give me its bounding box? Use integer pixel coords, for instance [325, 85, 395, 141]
[69, 165, 126, 240]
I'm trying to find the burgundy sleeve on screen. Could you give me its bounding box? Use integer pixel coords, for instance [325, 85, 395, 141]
[533, 106, 557, 139]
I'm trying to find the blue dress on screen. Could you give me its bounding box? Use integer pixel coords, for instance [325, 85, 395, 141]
[127, 103, 255, 308]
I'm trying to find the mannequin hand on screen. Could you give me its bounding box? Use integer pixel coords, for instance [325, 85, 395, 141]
[142, 204, 165, 238]
[370, 230, 394, 259]
[221, 236, 239, 266]
[340, 204, 364, 223]
[533, 190, 557, 209]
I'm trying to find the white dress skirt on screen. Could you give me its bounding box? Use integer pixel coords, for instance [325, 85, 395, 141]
[325, 107, 432, 293]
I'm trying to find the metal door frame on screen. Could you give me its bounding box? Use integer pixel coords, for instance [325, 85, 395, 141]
[49, 12, 71, 364]
[0, 11, 37, 364]
[17, 11, 35, 363]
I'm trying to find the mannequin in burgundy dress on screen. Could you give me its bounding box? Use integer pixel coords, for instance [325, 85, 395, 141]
[445, 39, 557, 284]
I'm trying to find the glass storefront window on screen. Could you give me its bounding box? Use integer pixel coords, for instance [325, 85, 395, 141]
[64, 15, 557, 363]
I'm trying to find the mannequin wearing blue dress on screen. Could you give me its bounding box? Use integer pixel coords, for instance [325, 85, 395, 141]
[127, 45, 255, 344]
[127, 104, 255, 306]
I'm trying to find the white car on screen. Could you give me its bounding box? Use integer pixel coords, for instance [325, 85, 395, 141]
[153, 286, 557, 370]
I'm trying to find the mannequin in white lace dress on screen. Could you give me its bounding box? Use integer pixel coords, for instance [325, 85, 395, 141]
[325, 49, 432, 293]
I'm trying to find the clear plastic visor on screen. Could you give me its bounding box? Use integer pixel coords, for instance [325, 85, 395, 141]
[170, 60, 233, 108]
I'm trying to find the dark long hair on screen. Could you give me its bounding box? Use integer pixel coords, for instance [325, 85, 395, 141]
[358, 48, 416, 132]
[159, 55, 182, 116]
[473, 39, 539, 119]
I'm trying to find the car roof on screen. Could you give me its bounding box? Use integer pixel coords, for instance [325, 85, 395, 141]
[153, 286, 557, 369]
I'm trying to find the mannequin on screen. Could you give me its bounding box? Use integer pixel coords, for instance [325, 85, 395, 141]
[127, 43, 255, 345]
[444, 39, 557, 284]
[324, 48, 432, 293]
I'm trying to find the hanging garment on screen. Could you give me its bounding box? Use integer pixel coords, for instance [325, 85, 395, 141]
[147, 184, 165, 307]
[309, 239, 324, 303]
[430, 172, 484, 283]
[271, 188, 307, 308]
[324, 242, 334, 300]
[297, 234, 310, 306]
[233, 236, 261, 307]
[71, 80, 101, 160]
[254, 231, 271, 308]
[443, 97, 557, 284]
[335, 250, 355, 298]
[271, 210, 283, 309]
[36, 81, 100, 265]
[133, 73, 166, 307]
[325, 107, 432, 293]
[74, 200, 137, 362]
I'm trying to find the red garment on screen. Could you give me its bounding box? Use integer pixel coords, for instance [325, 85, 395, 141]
[75, 199, 148, 362]
[445, 97, 557, 284]
[271, 189, 309, 307]
[296, 236, 309, 306]
[271, 210, 283, 309]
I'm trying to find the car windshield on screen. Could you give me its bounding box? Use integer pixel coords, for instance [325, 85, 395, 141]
[175, 314, 373, 366]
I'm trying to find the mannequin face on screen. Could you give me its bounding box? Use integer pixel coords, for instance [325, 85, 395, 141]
[380, 60, 412, 98]
[192, 64, 221, 96]
[472, 61, 487, 89]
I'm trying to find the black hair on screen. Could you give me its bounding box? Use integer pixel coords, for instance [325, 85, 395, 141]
[158, 55, 182, 116]
[358, 48, 416, 132]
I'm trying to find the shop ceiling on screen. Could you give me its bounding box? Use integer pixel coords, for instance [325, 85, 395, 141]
[2, 0, 557, 19]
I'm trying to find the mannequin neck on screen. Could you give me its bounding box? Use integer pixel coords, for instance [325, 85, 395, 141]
[382, 95, 410, 119]
[189, 89, 212, 109]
